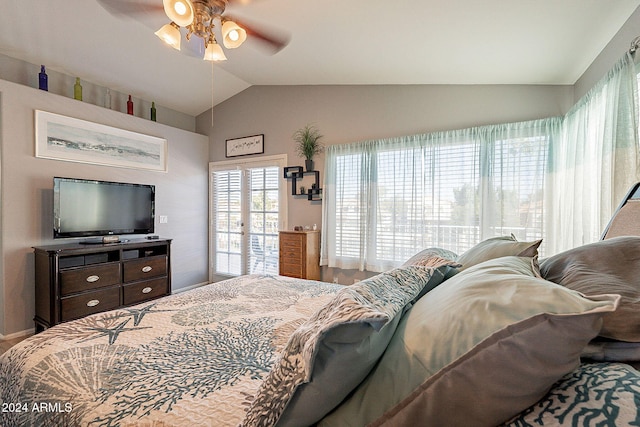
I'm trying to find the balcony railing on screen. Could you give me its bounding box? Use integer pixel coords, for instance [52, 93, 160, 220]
[338, 224, 544, 264]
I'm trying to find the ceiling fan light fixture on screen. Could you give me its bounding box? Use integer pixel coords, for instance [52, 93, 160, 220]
[162, 0, 194, 27]
[222, 20, 247, 49]
[155, 22, 181, 50]
[204, 40, 228, 61]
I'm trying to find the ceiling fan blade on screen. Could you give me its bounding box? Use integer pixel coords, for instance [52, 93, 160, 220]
[226, 15, 290, 53]
[96, 0, 165, 17]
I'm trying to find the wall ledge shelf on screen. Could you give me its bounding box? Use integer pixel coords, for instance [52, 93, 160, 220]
[284, 166, 322, 201]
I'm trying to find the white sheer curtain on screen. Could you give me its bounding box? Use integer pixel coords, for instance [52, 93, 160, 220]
[322, 119, 561, 272]
[322, 53, 640, 271]
[545, 53, 640, 254]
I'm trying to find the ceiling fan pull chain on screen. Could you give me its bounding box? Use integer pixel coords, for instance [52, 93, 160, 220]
[211, 61, 215, 124]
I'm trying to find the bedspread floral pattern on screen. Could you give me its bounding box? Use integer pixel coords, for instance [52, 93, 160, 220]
[0, 275, 341, 427]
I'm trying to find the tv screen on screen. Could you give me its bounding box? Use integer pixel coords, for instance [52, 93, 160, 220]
[53, 177, 155, 239]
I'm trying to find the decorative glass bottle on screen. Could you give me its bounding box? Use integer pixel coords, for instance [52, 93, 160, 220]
[38, 65, 48, 91]
[73, 78, 82, 101]
[150, 102, 157, 121]
[127, 95, 133, 115]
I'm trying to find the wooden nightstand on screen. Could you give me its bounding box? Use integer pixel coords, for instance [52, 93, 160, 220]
[279, 231, 320, 280]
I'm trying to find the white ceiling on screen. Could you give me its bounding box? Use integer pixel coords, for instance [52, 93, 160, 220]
[0, 0, 639, 117]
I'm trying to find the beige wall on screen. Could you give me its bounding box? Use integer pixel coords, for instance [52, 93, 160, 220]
[202, 84, 574, 283]
[0, 53, 196, 133]
[0, 78, 210, 338]
[575, 6, 640, 100]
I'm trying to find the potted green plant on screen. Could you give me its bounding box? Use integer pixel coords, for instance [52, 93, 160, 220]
[293, 124, 324, 171]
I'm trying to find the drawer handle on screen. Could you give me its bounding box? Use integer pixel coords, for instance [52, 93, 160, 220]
[86, 299, 100, 307]
[142, 287, 153, 294]
[141, 266, 153, 273]
[86, 275, 100, 283]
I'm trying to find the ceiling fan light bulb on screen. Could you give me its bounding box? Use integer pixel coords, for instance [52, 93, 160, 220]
[174, 2, 186, 15]
[155, 22, 181, 50]
[162, 0, 194, 27]
[222, 20, 247, 49]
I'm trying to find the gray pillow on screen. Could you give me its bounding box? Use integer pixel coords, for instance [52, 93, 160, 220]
[320, 256, 619, 427]
[456, 234, 542, 270]
[240, 265, 451, 427]
[540, 236, 640, 342]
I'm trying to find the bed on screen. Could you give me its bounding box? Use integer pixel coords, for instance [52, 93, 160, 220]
[3, 235, 640, 427]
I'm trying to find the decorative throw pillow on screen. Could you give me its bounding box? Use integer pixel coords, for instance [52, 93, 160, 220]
[240, 265, 451, 427]
[319, 256, 619, 427]
[456, 234, 542, 270]
[540, 236, 640, 342]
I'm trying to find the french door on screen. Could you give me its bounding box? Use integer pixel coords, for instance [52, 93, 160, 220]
[209, 155, 288, 280]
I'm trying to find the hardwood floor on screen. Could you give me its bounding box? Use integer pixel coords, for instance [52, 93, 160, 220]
[0, 334, 32, 356]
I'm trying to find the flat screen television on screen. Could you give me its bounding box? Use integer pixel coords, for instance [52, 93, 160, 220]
[53, 177, 155, 241]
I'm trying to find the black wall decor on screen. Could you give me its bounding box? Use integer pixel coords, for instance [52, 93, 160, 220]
[283, 166, 322, 201]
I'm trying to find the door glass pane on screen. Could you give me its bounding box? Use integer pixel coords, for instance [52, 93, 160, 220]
[216, 212, 229, 232]
[265, 190, 279, 211]
[248, 166, 280, 275]
[213, 170, 242, 276]
[265, 213, 279, 234]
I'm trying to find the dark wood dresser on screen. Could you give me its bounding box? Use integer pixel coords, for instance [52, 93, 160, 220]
[279, 231, 320, 280]
[33, 238, 171, 331]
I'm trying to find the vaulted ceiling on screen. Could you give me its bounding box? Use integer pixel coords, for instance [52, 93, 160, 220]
[1, 0, 639, 116]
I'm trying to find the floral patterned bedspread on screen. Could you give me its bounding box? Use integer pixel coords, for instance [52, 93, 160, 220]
[0, 275, 342, 427]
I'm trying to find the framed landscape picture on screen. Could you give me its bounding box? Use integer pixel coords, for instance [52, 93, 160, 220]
[35, 110, 168, 172]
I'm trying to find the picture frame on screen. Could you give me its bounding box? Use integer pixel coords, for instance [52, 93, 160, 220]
[225, 134, 264, 158]
[35, 110, 168, 172]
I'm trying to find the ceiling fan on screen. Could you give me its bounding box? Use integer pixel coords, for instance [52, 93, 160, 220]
[97, 0, 289, 61]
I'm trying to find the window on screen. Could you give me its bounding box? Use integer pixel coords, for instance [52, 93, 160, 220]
[322, 120, 558, 272]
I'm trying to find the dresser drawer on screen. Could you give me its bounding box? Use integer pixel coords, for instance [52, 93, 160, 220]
[280, 234, 303, 249]
[280, 247, 303, 261]
[123, 278, 168, 306]
[123, 256, 167, 282]
[60, 286, 120, 322]
[59, 263, 121, 296]
[280, 263, 303, 278]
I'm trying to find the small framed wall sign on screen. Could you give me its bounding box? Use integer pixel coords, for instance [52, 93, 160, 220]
[225, 134, 264, 158]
